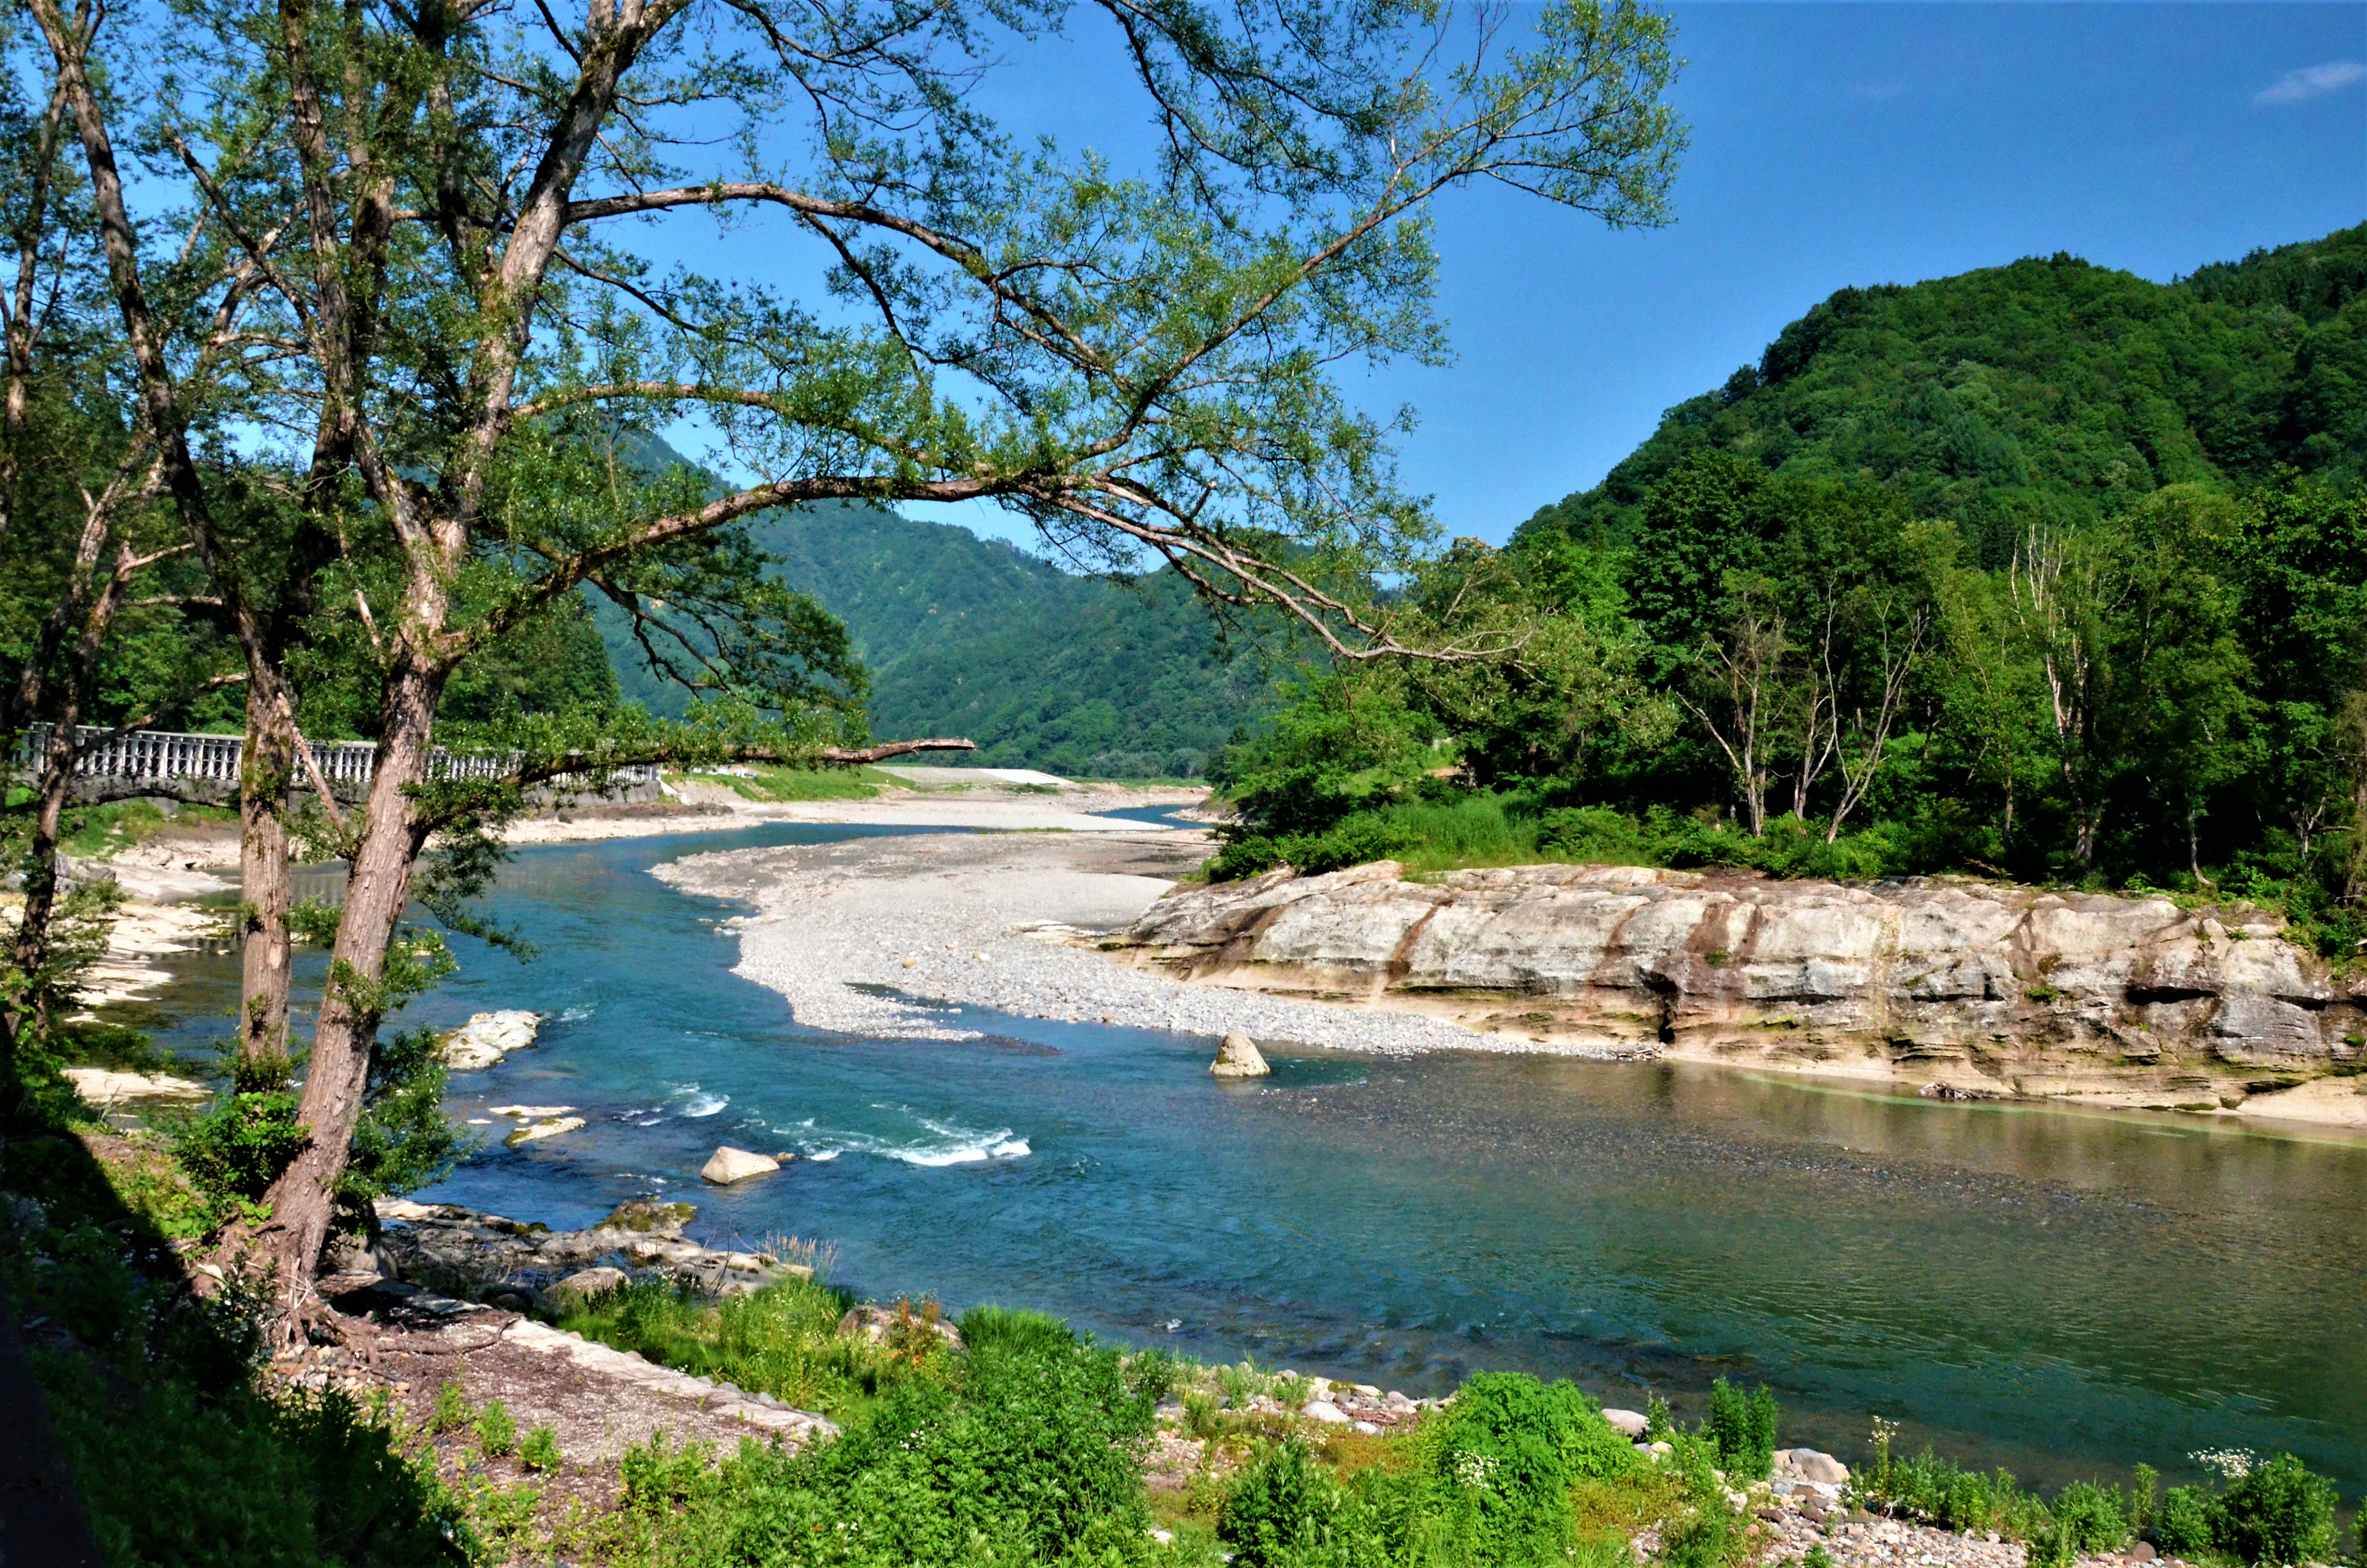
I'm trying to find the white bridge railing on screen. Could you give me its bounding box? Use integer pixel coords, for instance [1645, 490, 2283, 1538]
[16, 725, 659, 791]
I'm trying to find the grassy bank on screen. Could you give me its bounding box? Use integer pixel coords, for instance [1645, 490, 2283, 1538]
[674, 764, 907, 803]
[2, 1053, 2354, 1568]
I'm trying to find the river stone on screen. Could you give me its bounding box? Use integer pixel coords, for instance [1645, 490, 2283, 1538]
[439, 1009, 542, 1069]
[702, 1146, 780, 1184]
[1600, 1408, 1650, 1438]
[1210, 1031, 1270, 1077]
[548, 1266, 629, 1306]
[505, 1116, 584, 1146]
[1775, 1448, 1850, 1484]
[1301, 1399, 1351, 1424]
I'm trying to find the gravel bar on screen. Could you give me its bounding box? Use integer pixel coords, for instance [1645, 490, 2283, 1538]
[652, 830, 1553, 1055]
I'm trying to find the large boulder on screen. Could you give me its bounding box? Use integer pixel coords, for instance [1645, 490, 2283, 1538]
[702, 1146, 780, 1184]
[1210, 1031, 1270, 1078]
[1774, 1448, 1850, 1485]
[1599, 1408, 1650, 1439]
[547, 1265, 630, 1307]
[438, 1010, 542, 1069]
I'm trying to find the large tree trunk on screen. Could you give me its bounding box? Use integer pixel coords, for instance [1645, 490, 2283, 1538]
[249, 650, 444, 1319]
[8, 720, 81, 1011]
[236, 683, 298, 1083]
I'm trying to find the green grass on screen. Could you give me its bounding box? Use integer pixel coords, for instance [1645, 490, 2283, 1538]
[680, 764, 904, 803]
[14, 796, 238, 860]
[550, 1272, 902, 1421]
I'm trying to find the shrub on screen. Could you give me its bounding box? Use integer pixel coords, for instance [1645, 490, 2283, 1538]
[1657, 1436, 1735, 1568]
[1424, 1372, 1636, 1565]
[519, 1425, 561, 1473]
[1126, 1346, 1184, 1405]
[2155, 1485, 2218, 1557]
[431, 1381, 471, 1434]
[169, 1091, 307, 1225]
[1704, 1378, 1778, 1481]
[708, 1321, 1159, 1566]
[1221, 1438, 1350, 1567]
[2214, 1453, 2337, 1565]
[475, 1399, 516, 1458]
[2050, 1480, 2131, 1555]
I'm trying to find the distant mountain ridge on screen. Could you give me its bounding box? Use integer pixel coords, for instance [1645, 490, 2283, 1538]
[1517, 223, 2367, 563]
[598, 493, 1285, 778]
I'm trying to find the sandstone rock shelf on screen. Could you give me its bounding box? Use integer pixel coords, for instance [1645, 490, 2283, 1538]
[1122, 860, 2367, 1123]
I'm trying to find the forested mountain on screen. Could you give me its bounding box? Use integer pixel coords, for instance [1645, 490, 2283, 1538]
[1518, 225, 2367, 565]
[598, 498, 1285, 778]
[1214, 226, 2367, 954]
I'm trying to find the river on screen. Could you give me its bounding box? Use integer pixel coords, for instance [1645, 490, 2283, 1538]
[142, 820, 2367, 1494]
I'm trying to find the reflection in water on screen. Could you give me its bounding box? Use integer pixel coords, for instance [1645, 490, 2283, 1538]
[142, 823, 2367, 1492]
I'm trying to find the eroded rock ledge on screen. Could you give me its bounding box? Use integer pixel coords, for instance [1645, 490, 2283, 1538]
[1121, 861, 2367, 1121]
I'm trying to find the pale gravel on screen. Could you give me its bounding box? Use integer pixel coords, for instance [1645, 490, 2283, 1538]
[651, 829, 1552, 1056]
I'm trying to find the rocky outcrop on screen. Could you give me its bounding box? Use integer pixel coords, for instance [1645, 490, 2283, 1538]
[365, 1196, 809, 1305]
[1123, 861, 2367, 1120]
[438, 1010, 541, 1069]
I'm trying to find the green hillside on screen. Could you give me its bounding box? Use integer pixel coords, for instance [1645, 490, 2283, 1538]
[597, 497, 1287, 778]
[1518, 225, 2367, 564]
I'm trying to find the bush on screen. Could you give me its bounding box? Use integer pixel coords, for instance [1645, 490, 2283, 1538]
[1425, 1371, 1635, 1565]
[2049, 1480, 2131, 1555]
[431, 1381, 470, 1434]
[2155, 1485, 2218, 1557]
[1704, 1378, 1778, 1481]
[169, 1091, 307, 1226]
[2214, 1453, 2337, 1566]
[1221, 1438, 1356, 1567]
[691, 1320, 1156, 1567]
[519, 1425, 561, 1473]
[475, 1399, 516, 1459]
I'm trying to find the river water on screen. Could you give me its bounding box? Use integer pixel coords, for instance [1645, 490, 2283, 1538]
[143, 821, 2367, 1493]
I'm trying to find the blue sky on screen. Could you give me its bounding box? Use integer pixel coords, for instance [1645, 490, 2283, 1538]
[883, 2, 2365, 554]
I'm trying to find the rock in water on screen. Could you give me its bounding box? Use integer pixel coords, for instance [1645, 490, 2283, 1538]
[1600, 1408, 1650, 1439]
[505, 1116, 585, 1147]
[702, 1146, 780, 1184]
[1210, 1031, 1270, 1077]
[438, 1009, 542, 1069]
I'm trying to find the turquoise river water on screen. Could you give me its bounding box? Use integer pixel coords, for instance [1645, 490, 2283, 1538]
[144, 820, 2367, 1493]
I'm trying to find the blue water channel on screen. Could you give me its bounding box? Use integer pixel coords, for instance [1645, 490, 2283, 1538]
[144, 820, 2367, 1493]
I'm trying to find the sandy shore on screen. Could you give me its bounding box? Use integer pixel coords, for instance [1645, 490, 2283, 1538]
[654, 829, 1521, 1055]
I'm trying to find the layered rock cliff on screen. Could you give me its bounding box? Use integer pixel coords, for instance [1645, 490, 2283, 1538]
[1121, 862, 2367, 1123]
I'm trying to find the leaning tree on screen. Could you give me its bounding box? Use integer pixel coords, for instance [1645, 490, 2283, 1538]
[31, 0, 1685, 1322]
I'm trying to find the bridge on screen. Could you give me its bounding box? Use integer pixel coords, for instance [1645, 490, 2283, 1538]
[15, 724, 660, 804]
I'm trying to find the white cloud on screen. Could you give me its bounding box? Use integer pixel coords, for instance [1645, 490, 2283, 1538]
[2255, 60, 2367, 106]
